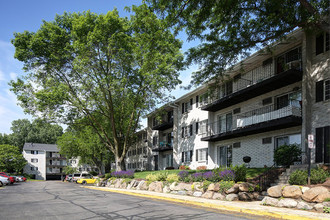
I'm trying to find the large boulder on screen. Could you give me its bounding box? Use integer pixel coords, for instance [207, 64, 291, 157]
[193, 182, 203, 192]
[238, 192, 253, 201]
[267, 185, 285, 198]
[177, 190, 187, 196]
[226, 194, 239, 201]
[302, 186, 330, 203]
[278, 198, 298, 208]
[238, 182, 251, 192]
[120, 181, 127, 189]
[207, 183, 216, 191]
[169, 182, 178, 191]
[202, 191, 214, 199]
[163, 185, 171, 193]
[148, 181, 163, 192]
[114, 179, 123, 188]
[177, 183, 193, 191]
[314, 203, 324, 212]
[226, 184, 239, 194]
[193, 191, 203, 197]
[136, 180, 148, 190]
[213, 193, 225, 200]
[282, 185, 302, 199]
[261, 196, 279, 206]
[301, 186, 310, 194]
[148, 182, 157, 191]
[296, 201, 314, 210]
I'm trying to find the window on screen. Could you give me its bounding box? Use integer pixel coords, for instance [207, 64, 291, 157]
[30, 150, 38, 155]
[189, 124, 193, 136]
[316, 79, 330, 102]
[152, 136, 158, 146]
[195, 122, 199, 134]
[181, 125, 193, 138]
[275, 91, 301, 109]
[218, 145, 232, 167]
[196, 148, 208, 161]
[316, 126, 330, 163]
[30, 167, 38, 171]
[275, 134, 301, 149]
[182, 150, 193, 163]
[199, 119, 208, 135]
[31, 158, 38, 163]
[182, 100, 192, 114]
[199, 93, 208, 106]
[217, 113, 232, 133]
[276, 47, 302, 73]
[316, 32, 330, 55]
[196, 95, 199, 107]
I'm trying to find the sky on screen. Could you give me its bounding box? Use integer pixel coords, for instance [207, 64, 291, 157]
[0, 0, 199, 134]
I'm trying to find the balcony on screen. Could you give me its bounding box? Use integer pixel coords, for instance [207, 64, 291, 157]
[152, 119, 174, 131]
[46, 163, 66, 167]
[152, 142, 173, 152]
[202, 62, 302, 112]
[201, 103, 302, 142]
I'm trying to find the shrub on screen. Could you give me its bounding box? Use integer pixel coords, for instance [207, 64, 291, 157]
[219, 169, 235, 181]
[232, 164, 247, 182]
[274, 144, 302, 167]
[219, 181, 235, 193]
[212, 167, 226, 182]
[202, 180, 212, 191]
[156, 172, 168, 181]
[202, 171, 214, 181]
[104, 173, 111, 179]
[289, 170, 308, 185]
[110, 170, 134, 179]
[178, 170, 189, 181]
[191, 172, 204, 182]
[146, 173, 158, 182]
[310, 168, 329, 184]
[179, 165, 190, 170]
[197, 166, 207, 170]
[166, 174, 179, 183]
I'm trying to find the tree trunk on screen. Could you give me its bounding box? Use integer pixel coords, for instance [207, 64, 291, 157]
[115, 155, 126, 171]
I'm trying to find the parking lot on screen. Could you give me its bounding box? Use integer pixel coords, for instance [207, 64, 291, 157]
[0, 181, 257, 220]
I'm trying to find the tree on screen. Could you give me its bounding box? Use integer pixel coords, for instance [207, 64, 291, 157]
[57, 125, 111, 174]
[0, 144, 27, 173]
[274, 144, 302, 167]
[0, 133, 13, 145]
[63, 166, 78, 175]
[9, 118, 63, 151]
[10, 5, 183, 171]
[146, 0, 329, 85]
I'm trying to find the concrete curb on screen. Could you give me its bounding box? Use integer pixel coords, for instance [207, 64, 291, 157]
[82, 186, 329, 220]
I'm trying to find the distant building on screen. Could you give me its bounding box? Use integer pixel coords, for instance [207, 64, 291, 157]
[23, 143, 98, 180]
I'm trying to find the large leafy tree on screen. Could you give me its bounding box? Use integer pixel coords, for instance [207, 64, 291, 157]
[9, 118, 63, 151]
[57, 125, 111, 174]
[146, 0, 330, 85]
[10, 5, 183, 170]
[0, 144, 27, 173]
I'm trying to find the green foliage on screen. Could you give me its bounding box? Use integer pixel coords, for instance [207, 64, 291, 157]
[219, 181, 235, 193]
[202, 180, 212, 191]
[63, 166, 77, 175]
[310, 168, 329, 185]
[146, 173, 158, 182]
[104, 173, 111, 180]
[323, 206, 330, 213]
[0, 144, 27, 173]
[289, 170, 308, 185]
[155, 171, 168, 181]
[232, 164, 247, 182]
[146, 0, 329, 86]
[324, 198, 330, 202]
[166, 173, 179, 183]
[11, 5, 183, 171]
[274, 144, 302, 167]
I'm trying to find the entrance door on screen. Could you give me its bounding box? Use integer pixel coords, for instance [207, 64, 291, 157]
[154, 155, 159, 170]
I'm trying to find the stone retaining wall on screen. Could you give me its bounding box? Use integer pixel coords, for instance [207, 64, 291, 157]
[261, 185, 330, 212]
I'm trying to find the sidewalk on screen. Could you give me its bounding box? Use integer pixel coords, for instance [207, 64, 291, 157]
[83, 186, 330, 220]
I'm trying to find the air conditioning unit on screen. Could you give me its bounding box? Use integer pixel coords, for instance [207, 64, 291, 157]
[287, 60, 301, 70]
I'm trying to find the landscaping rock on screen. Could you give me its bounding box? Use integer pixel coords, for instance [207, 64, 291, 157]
[169, 182, 177, 191]
[207, 183, 216, 191]
[278, 198, 298, 208]
[238, 192, 253, 201]
[214, 183, 220, 192]
[323, 201, 330, 207]
[296, 201, 314, 210]
[114, 179, 123, 188]
[193, 182, 203, 192]
[177, 183, 193, 191]
[136, 180, 148, 190]
[252, 192, 260, 200]
[282, 185, 302, 199]
[267, 185, 285, 198]
[302, 186, 330, 203]
[163, 185, 171, 193]
[120, 182, 127, 189]
[177, 190, 187, 196]
[213, 193, 225, 200]
[261, 196, 279, 206]
[193, 191, 203, 197]
[186, 191, 194, 196]
[226, 194, 239, 201]
[148, 182, 157, 191]
[261, 191, 268, 196]
[202, 191, 214, 199]
[314, 203, 324, 212]
[226, 184, 239, 194]
[301, 186, 310, 194]
[154, 182, 163, 193]
[238, 182, 250, 192]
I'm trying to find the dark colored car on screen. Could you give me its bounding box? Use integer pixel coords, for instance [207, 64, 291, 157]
[0, 172, 16, 184]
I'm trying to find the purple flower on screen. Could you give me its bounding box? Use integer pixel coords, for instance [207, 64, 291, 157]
[191, 172, 204, 181]
[111, 170, 134, 179]
[202, 171, 214, 180]
[219, 169, 235, 181]
[178, 170, 189, 180]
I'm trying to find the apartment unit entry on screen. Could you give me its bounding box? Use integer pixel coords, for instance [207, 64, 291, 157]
[143, 29, 329, 171]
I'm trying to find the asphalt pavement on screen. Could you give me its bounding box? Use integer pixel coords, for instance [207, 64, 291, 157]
[0, 181, 263, 220]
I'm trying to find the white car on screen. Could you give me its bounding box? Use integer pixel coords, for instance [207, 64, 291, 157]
[0, 176, 10, 186]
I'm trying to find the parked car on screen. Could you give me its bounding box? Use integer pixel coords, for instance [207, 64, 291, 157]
[71, 173, 91, 183]
[0, 176, 10, 186]
[0, 173, 15, 184]
[65, 174, 73, 182]
[15, 176, 27, 182]
[76, 175, 96, 185]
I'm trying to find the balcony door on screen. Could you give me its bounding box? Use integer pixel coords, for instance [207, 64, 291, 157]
[276, 91, 301, 110]
[218, 113, 232, 133]
[218, 145, 232, 167]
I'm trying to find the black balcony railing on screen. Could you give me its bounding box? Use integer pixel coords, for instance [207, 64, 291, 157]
[152, 142, 173, 152]
[152, 119, 174, 131]
[201, 102, 302, 139]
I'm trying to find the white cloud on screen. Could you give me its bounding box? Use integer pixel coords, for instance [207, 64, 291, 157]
[9, 72, 17, 80]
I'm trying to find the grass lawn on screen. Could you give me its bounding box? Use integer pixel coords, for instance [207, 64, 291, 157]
[134, 168, 267, 180]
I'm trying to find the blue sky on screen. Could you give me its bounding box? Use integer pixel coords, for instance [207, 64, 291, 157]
[0, 0, 198, 134]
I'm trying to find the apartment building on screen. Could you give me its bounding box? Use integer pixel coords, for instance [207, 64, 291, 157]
[23, 143, 99, 180]
[125, 129, 152, 171]
[145, 28, 329, 170]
